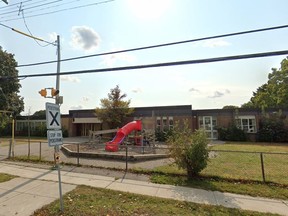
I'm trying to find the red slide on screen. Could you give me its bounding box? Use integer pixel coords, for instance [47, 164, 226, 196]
[105, 120, 142, 152]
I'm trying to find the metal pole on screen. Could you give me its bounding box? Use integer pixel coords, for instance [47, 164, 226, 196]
[77, 143, 80, 166]
[260, 153, 266, 183]
[11, 118, 14, 157]
[55, 35, 63, 212]
[8, 139, 12, 158]
[125, 145, 128, 171]
[39, 142, 42, 160]
[28, 113, 31, 159]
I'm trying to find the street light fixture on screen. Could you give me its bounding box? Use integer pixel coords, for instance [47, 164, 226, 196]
[1, 0, 8, 5]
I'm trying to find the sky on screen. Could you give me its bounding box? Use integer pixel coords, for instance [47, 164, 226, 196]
[1, 0, 288, 115]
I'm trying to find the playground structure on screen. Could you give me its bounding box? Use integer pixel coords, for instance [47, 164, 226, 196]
[105, 120, 142, 152]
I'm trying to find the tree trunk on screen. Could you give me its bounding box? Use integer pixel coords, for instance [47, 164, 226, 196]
[187, 166, 196, 180]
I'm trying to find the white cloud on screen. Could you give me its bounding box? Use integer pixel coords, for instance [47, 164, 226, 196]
[48, 32, 57, 42]
[102, 53, 135, 67]
[82, 96, 90, 102]
[202, 39, 231, 48]
[70, 26, 100, 52]
[189, 87, 200, 92]
[132, 88, 142, 93]
[61, 75, 80, 83]
[70, 105, 83, 110]
[101, 48, 136, 67]
[208, 89, 231, 98]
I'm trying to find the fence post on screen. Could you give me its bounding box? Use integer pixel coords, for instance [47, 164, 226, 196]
[77, 144, 80, 166]
[8, 139, 12, 158]
[125, 145, 128, 172]
[260, 153, 266, 183]
[39, 142, 42, 160]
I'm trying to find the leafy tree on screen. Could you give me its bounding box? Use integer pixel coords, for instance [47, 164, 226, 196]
[243, 57, 288, 109]
[257, 111, 288, 142]
[0, 47, 24, 115]
[167, 120, 209, 179]
[31, 110, 46, 119]
[95, 85, 134, 129]
[222, 105, 239, 109]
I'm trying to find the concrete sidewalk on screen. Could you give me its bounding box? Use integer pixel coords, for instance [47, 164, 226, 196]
[0, 162, 287, 216]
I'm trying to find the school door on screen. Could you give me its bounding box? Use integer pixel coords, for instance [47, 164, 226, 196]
[199, 116, 218, 139]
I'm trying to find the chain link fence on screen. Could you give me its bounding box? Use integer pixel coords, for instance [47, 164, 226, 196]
[203, 150, 288, 185]
[2, 139, 288, 185]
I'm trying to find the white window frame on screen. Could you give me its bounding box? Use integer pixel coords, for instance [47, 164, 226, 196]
[235, 115, 257, 133]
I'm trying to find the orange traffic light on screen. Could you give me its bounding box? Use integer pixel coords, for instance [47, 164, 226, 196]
[51, 88, 59, 97]
[39, 89, 47, 97]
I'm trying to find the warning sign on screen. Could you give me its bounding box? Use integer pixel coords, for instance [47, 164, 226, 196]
[47, 130, 63, 147]
[46, 102, 61, 130]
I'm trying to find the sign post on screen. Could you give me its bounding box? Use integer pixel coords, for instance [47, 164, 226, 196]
[46, 102, 63, 212]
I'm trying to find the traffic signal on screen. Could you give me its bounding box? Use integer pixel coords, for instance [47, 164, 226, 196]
[51, 88, 59, 97]
[39, 89, 47, 97]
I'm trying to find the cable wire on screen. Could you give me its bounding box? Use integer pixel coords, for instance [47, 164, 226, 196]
[21, 9, 51, 47]
[16, 24, 288, 68]
[0, 0, 115, 22]
[0, 22, 56, 45]
[11, 50, 288, 79]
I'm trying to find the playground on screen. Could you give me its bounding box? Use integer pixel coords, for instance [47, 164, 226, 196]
[62, 120, 169, 161]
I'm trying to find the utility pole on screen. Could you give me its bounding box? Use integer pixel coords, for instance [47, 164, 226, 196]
[55, 35, 63, 212]
[56, 35, 60, 105]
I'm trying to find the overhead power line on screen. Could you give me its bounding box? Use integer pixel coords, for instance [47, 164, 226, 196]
[0, 22, 55, 45]
[10, 50, 288, 79]
[0, 0, 115, 22]
[16, 24, 288, 68]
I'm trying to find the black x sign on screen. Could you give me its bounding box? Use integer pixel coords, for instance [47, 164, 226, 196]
[49, 111, 59, 126]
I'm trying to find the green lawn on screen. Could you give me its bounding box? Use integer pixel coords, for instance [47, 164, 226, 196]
[0, 173, 17, 183]
[33, 185, 277, 216]
[207, 143, 288, 184]
[210, 142, 288, 152]
[0, 138, 47, 146]
[150, 142, 288, 199]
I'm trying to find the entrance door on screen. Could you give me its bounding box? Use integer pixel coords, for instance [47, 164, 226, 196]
[199, 116, 217, 139]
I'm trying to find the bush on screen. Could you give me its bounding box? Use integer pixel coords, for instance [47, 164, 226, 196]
[155, 128, 172, 142]
[258, 116, 288, 142]
[217, 124, 246, 141]
[167, 120, 209, 179]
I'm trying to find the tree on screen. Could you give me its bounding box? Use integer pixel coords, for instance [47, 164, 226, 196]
[167, 120, 209, 179]
[243, 57, 288, 109]
[0, 47, 24, 115]
[222, 105, 239, 109]
[95, 85, 134, 129]
[31, 110, 46, 119]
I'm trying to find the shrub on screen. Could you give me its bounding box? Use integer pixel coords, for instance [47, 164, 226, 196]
[155, 128, 172, 142]
[167, 120, 209, 179]
[258, 116, 288, 142]
[217, 124, 246, 141]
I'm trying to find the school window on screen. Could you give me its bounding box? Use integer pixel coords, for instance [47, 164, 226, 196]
[162, 117, 168, 130]
[236, 116, 256, 133]
[156, 117, 161, 130]
[169, 117, 173, 129]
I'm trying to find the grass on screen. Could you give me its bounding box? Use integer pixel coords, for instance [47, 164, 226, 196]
[0, 173, 17, 183]
[150, 142, 288, 200]
[33, 185, 277, 216]
[210, 142, 288, 152]
[7, 142, 288, 200]
[150, 171, 288, 200]
[0, 137, 47, 146]
[207, 143, 288, 184]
